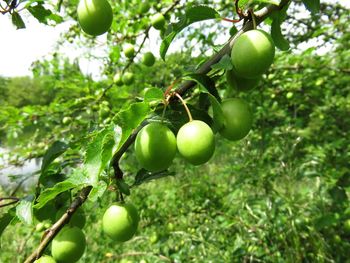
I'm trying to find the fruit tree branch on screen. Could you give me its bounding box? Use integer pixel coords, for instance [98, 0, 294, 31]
[24, 186, 92, 263]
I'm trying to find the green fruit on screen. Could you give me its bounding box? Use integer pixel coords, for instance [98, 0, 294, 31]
[122, 72, 134, 85]
[135, 122, 176, 172]
[219, 98, 253, 141]
[56, 207, 86, 229]
[51, 226, 86, 263]
[123, 43, 135, 58]
[286, 91, 294, 99]
[62, 116, 72, 125]
[151, 13, 165, 30]
[226, 69, 261, 92]
[34, 255, 57, 263]
[141, 52, 155, 67]
[102, 203, 139, 242]
[77, 0, 113, 36]
[139, 2, 150, 13]
[113, 73, 123, 86]
[231, 29, 275, 78]
[176, 120, 215, 165]
[344, 219, 350, 234]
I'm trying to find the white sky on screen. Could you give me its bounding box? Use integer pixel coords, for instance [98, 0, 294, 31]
[0, 0, 348, 79]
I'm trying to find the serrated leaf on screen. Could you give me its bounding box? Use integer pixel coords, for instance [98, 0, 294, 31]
[160, 5, 219, 60]
[84, 128, 114, 185]
[183, 73, 221, 102]
[301, 0, 320, 13]
[113, 102, 151, 151]
[144, 88, 164, 104]
[211, 55, 233, 71]
[16, 196, 34, 225]
[27, 3, 63, 24]
[11, 12, 26, 29]
[132, 169, 175, 187]
[271, 20, 290, 51]
[34, 181, 76, 209]
[41, 141, 68, 174]
[0, 207, 16, 237]
[207, 93, 225, 132]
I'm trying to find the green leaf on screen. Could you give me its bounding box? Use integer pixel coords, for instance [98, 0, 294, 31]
[0, 207, 17, 237]
[113, 102, 151, 151]
[88, 180, 107, 202]
[301, 0, 320, 13]
[41, 141, 68, 174]
[34, 181, 76, 209]
[271, 20, 290, 51]
[160, 6, 219, 60]
[255, 0, 280, 5]
[27, 3, 63, 24]
[16, 196, 34, 225]
[84, 128, 114, 185]
[116, 179, 130, 196]
[11, 12, 26, 29]
[183, 73, 221, 102]
[144, 88, 164, 104]
[132, 169, 175, 187]
[207, 93, 225, 132]
[211, 55, 233, 71]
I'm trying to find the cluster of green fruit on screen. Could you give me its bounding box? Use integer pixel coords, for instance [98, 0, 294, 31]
[35, 203, 139, 262]
[134, 29, 275, 172]
[77, 0, 164, 88]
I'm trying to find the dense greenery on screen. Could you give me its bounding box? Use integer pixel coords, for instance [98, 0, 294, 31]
[0, 0, 349, 262]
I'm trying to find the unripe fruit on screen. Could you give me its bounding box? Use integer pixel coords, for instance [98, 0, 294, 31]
[122, 72, 134, 85]
[226, 70, 261, 92]
[139, 2, 150, 13]
[62, 116, 72, 125]
[231, 29, 275, 78]
[151, 13, 166, 30]
[344, 219, 350, 234]
[113, 73, 124, 86]
[34, 255, 56, 263]
[123, 43, 135, 58]
[141, 52, 155, 67]
[51, 226, 86, 263]
[77, 0, 113, 36]
[135, 123, 176, 172]
[219, 98, 253, 141]
[176, 120, 215, 165]
[55, 207, 86, 229]
[102, 203, 139, 242]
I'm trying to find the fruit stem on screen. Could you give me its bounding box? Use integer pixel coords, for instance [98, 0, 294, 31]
[161, 102, 168, 123]
[175, 93, 193, 122]
[248, 9, 257, 29]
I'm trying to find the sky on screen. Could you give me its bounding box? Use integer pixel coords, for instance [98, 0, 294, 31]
[0, 0, 348, 79]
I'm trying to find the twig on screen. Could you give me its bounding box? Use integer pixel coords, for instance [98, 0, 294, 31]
[0, 196, 20, 208]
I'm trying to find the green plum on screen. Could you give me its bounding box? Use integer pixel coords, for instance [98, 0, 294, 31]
[123, 43, 135, 58]
[77, 0, 113, 36]
[219, 98, 253, 141]
[113, 73, 124, 86]
[141, 52, 155, 67]
[231, 29, 275, 78]
[139, 1, 150, 13]
[135, 122, 176, 172]
[51, 226, 86, 263]
[176, 120, 215, 165]
[151, 13, 166, 30]
[34, 255, 56, 263]
[122, 72, 134, 85]
[102, 203, 139, 242]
